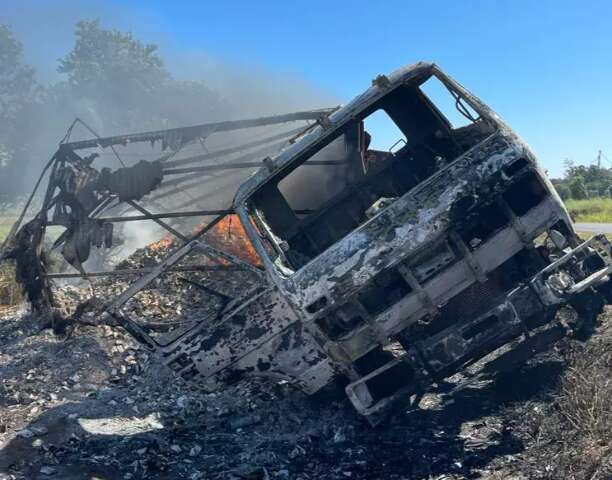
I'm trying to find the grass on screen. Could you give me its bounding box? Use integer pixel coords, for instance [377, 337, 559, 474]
[0, 217, 16, 242]
[551, 326, 612, 478]
[0, 211, 20, 309]
[559, 342, 612, 448]
[0, 261, 22, 308]
[512, 317, 612, 480]
[566, 198, 612, 223]
[0, 199, 20, 242]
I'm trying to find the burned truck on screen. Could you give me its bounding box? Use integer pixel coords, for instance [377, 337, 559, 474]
[4, 62, 612, 423]
[158, 62, 612, 420]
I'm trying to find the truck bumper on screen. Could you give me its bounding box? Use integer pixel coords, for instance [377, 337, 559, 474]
[346, 234, 612, 423]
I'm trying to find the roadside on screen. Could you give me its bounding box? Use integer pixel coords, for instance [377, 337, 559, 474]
[0, 302, 610, 479]
[574, 223, 612, 234]
[0, 206, 611, 478]
[566, 198, 612, 223]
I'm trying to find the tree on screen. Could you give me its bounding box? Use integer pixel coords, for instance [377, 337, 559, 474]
[55, 20, 223, 134]
[58, 20, 168, 94]
[569, 176, 588, 200]
[0, 24, 39, 194]
[555, 183, 571, 201]
[55, 20, 169, 132]
[557, 157, 612, 201]
[0, 24, 37, 126]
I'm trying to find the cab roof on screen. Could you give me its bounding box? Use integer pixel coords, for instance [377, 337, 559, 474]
[233, 61, 437, 207]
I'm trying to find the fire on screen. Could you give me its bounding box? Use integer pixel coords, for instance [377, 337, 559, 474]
[204, 215, 262, 266]
[148, 235, 174, 252]
[147, 214, 262, 267]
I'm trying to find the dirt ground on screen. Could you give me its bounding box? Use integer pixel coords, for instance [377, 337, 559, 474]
[0, 297, 610, 480]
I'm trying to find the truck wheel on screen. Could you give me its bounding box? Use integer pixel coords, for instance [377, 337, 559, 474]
[595, 277, 612, 304]
[569, 290, 605, 341]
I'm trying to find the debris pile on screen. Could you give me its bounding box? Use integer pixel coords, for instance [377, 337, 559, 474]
[1, 302, 610, 479]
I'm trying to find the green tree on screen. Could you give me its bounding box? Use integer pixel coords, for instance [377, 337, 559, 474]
[58, 20, 167, 94]
[56, 20, 169, 132]
[0, 24, 37, 126]
[0, 24, 39, 194]
[561, 160, 612, 200]
[569, 176, 588, 200]
[555, 183, 571, 201]
[56, 20, 222, 133]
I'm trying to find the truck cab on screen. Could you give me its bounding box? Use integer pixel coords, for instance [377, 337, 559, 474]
[163, 62, 612, 422]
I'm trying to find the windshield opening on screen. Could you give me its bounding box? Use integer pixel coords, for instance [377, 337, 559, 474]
[248, 75, 496, 273]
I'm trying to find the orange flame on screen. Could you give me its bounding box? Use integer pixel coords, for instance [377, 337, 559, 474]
[147, 214, 261, 266]
[148, 235, 174, 252]
[204, 215, 262, 266]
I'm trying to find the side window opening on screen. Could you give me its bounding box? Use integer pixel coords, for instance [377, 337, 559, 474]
[418, 76, 479, 129]
[278, 134, 358, 214]
[249, 76, 498, 273]
[363, 109, 407, 155]
[417, 75, 495, 153]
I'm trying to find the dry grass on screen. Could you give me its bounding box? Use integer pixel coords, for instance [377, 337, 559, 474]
[0, 261, 22, 310]
[559, 345, 611, 445]
[0, 217, 15, 242]
[513, 318, 612, 479]
[0, 199, 18, 242]
[553, 330, 612, 479]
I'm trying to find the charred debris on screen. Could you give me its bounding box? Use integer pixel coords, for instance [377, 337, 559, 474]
[2, 61, 612, 424]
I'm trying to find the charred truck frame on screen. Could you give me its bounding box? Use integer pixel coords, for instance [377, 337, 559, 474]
[4, 62, 612, 423]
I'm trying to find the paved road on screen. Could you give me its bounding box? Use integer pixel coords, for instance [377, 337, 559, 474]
[574, 223, 612, 234]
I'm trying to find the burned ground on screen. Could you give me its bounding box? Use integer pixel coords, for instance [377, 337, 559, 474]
[1, 180, 610, 480]
[0, 283, 610, 479]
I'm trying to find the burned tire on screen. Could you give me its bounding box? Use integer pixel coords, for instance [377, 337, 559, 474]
[595, 277, 612, 304]
[569, 290, 605, 341]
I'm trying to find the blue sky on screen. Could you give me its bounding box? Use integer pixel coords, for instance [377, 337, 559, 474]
[5, 0, 612, 177]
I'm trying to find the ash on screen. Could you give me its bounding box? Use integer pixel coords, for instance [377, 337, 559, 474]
[0, 242, 610, 480]
[0, 276, 612, 480]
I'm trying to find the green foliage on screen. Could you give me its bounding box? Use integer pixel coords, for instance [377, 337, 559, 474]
[553, 160, 612, 201]
[0, 20, 224, 196]
[566, 198, 612, 223]
[0, 24, 37, 122]
[555, 183, 571, 200]
[568, 176, 588, 200]
[55, 19, 171, 133]
[54, 19, 223, 133]
[58, 19, 168, 103]
[0, 24, 39, 172]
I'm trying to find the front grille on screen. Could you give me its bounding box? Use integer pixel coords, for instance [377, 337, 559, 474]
[357, 268, 412, 316]
[430, 249, 538, 337]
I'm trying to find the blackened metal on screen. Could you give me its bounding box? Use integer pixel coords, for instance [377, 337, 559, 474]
[60, 109, 336, 151]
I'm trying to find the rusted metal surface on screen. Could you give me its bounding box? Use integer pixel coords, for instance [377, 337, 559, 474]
[60, 109, 335, 152]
